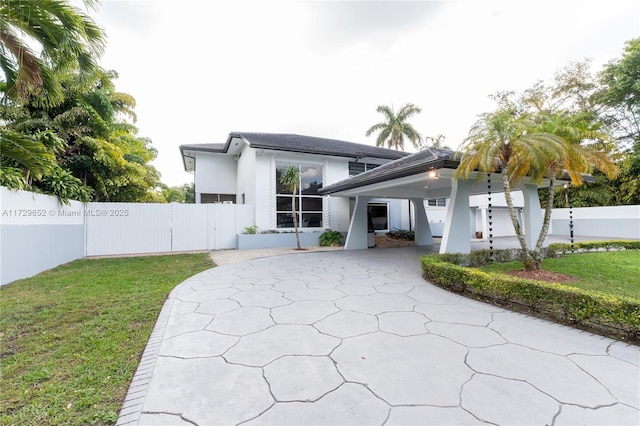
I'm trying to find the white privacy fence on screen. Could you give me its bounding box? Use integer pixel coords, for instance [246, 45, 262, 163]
[1, 187, 254, 284]
[84, 202, 252, 256]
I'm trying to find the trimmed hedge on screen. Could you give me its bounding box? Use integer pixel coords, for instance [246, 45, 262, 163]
[547, 240, 640, 257]
[420, 254, 640, 344]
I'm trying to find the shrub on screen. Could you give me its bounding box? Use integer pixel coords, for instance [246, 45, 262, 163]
[243, 225, 258, 234]
[547, 240, 640, 257]
[319, 230, 343, 246]
[420, 254, 640, 344]
[438, 248, 524, 267]
[386, 229, 415, 241]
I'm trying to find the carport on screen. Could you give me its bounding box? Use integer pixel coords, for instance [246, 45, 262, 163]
[319, 149, 550, 254]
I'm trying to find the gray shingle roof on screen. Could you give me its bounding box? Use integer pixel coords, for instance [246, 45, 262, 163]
[230, 132, 408, 160]
[319, 148, 459, 194]
[180, 133, 409, 160]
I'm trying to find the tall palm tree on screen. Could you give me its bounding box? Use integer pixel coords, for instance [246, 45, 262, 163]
[279, 165, 302, 250]
[534, 112, 619, 248]
[456, 107, 619, 270]
[366, 103, 423, 150]
[0, 0, 105, 106]
[455, 107, 568, 271]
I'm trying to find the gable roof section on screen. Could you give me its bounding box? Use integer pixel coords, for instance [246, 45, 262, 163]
[319, 148, 459, 195]
[231, 132, 408, 160]
[179, 132, 409, 162]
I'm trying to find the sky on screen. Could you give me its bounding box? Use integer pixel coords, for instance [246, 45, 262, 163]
[84, 0, 639, 187]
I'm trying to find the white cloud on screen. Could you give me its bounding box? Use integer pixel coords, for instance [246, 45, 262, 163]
[90, 0, 639, 186]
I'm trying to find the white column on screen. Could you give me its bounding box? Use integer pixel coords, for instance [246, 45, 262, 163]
[411, 198, 433, 246]
[521, 183, 543, 248]
[344, 196, 371, 250]
[440, 178, 472, 254]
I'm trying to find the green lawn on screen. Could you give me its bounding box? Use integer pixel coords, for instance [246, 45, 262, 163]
[0, 254, 214, 426]
[480, 250, 640, 301]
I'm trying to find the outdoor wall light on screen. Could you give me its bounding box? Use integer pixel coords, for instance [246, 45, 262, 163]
[427, 169, 438, 179]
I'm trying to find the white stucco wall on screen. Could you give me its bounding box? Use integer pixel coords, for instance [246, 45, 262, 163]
[237, 146, 257, 206]
[253, 152, 272, 230]
[551, 205, 640, 239]
[325, 158, 351, 232]
[470, 191, 525, 208]
[194, 152, 237, 199]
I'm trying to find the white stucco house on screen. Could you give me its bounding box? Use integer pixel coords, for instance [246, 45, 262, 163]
[180, 132, 557, 253]
[180, 132, 427, 236]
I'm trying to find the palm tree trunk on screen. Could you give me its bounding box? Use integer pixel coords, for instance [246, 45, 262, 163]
[502, 168, 534, 270]
[291, 193, 301, 249]
[533, 172, 557, 269]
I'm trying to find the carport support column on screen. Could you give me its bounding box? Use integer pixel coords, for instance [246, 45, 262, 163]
[411, 198, 433, 246]
[521, 183, 543, 248]
[440, 178, 472, 254]
[344, 196, 371, 250]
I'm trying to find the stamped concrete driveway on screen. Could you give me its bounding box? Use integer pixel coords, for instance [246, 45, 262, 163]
[117, 247, 640, 426]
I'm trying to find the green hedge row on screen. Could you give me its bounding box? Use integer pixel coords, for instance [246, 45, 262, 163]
[547, 240, 640, 257]
[439, 248, 526, 267]
[420, 254, 640, 344]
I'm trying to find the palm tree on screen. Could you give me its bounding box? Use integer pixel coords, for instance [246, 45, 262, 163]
[0, 0, 105, 106]
[279, 165, 302, 250]
[366, 103, 423, 150]
[455, 107, 568, 270]
[456, 107, 619, 270]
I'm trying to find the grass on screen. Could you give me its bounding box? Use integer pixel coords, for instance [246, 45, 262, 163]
[480, 250, 640, 301]
[0, 253, 214, 426]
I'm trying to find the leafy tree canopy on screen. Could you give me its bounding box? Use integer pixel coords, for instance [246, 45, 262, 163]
[0, 0, 105, 107]
[1, 67, 163, 203]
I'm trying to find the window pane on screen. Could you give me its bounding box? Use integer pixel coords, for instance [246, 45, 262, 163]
[301, 197, 322, 211]
[437, 198, 446, 207]
[277, 212, 298, 228]
[302, 213, 322, 228]
[277, 196, 298, 211]
[349, 162, 365, 177]
[427, 199, 436, 206]
[300, 165, 323, 195]
[276, 163, 294, 194]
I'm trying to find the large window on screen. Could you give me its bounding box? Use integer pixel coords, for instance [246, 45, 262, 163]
[276, 163, 323, 228]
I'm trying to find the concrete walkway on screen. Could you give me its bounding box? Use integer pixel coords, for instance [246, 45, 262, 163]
[117, 246, 639, 426]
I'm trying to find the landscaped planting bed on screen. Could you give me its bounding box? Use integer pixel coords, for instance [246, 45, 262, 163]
[420, 243, 640, 344]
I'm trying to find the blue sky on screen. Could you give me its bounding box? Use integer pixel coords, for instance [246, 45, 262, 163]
[87, 0, 639, 186]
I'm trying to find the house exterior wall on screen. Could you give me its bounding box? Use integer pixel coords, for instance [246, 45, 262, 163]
[325, 158, 351, 232]
[253, 152, 273, 230]
[194, 152, 237, 200]
[236, 145, 257, 205]
[190, 147, 434, 235]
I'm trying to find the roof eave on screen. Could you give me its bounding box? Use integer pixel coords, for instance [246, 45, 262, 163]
[320, 158, 459, 195]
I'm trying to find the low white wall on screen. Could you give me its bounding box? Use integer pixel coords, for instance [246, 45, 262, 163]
[551, 205, 640, 239]
[237, 232, 322, 250]
[1, 187, 255, 285]
[1, 187, 86, 285]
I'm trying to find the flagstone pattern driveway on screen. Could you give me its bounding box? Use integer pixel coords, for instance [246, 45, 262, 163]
[117, 247, 640, 425]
